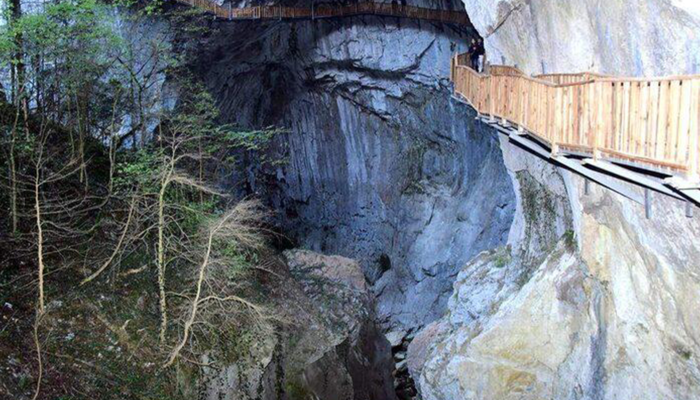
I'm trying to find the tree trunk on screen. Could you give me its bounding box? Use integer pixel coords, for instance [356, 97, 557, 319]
[34, 159, 45, 313]
[10, 0, 25, 106]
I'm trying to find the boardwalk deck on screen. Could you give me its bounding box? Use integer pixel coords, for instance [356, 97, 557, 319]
[451, 55, 700, 210]
[451, 56, 700, 180]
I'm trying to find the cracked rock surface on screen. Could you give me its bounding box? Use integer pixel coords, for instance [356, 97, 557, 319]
[191, 1, 516, 334]
[408, 135, 700, 400]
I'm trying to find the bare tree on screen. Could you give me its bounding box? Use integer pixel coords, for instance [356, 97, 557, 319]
[164, 200, 267, 367]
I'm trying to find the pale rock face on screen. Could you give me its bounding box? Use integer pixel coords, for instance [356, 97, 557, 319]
[461, 0, 700, 76]
[409, 2, 700, 398]
[410, 136, 700, 399]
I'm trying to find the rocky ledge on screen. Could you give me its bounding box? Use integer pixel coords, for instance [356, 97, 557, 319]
[202, 249, 397, 400]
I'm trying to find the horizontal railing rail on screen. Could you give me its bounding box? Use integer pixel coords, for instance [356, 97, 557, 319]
[451, 54, 700, 178]
[174, 0, 471, 25]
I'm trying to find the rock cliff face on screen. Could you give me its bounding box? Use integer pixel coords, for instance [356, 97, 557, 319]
[191, 1, 516, 334]
[406, 3, 700, 397]
[202, 250, 397, 400]
[184, 1, 700, 398]
[461, 0, 700, 76]
[409, 136, 700, 399]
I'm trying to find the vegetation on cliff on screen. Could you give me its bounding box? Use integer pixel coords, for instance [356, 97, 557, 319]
[0, 1, 278, 398]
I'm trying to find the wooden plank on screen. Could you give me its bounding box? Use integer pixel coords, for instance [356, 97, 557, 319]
[580, 82, 589, 147]
[639, 82, 649, 159]
[668, 80, 682, 163]
[573, 84, 581, 145]
[689, 80, 700, 178]
[569, 86, 576, 145]
[604, 83, 615, 150]
[562, 87, 569, 144]
[557, 87, 565, 145]
[621, 82, 630, 156]
[678, 79, 693, 165]
[657, 81, 670, 161]
[648, 82, 660, 161]
[629, 82, 640, 156]
[596, 82, 604, 157]
[613, 82, 622, 152]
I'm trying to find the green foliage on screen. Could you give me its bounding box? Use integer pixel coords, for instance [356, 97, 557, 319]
[681, 349, 693, 361]
[220, 242, 251, 276]
[563, 229, 577, 251]
[1, 0, 122, 91]
[493, 247, 511, 268]
[286, 379, 313, 400]
[114, 148, 162, 191]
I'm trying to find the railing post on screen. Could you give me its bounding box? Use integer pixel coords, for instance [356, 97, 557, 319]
[551, 142, 559, 157]
[312, 0, 315, 20]
[279, 4, 282, 20]
[688, 81, 700, 182]
[228, 1, 232, 20]
[519, 78, 527, 134]
[501, 78, 508, 126]
[489, 72, 496, 123]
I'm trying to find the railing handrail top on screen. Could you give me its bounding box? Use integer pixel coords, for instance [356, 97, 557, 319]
[456, 58, 700, 87]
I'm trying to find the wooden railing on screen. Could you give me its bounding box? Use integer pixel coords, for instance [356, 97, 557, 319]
[174, 0, 471, 25]
[451, 55, 700, 177]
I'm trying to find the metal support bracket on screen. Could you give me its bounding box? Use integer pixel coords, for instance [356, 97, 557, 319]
[645, 188, 652, 219]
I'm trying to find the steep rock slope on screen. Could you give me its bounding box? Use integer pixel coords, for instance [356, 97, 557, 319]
[409, 2, 700, 395]
[462, 0, 700, 75]
[191, 2, 516, 334]
[410, 136, 700, 399]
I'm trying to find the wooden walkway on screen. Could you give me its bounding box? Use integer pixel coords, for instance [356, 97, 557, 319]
[451, 53, 700, 211]
[175, 0, 471, 25]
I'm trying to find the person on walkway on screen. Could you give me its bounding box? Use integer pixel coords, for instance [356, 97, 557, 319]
[469, 38, 486, 71]
[469, 39, 480, 71]
[475, 38, 486, 72]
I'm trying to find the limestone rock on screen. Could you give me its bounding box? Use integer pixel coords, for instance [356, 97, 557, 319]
[460, 0, 700, 76]
[410, 135, 700, 400]
[385, 330, 407, 348]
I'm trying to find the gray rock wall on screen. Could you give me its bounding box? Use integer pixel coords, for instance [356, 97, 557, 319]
[405, 3, 700, 398]
[410, 135, 700, 399]
[192, 7, 516, 333]
[183, 0, 700, 398]
[201, 250, 397, 400]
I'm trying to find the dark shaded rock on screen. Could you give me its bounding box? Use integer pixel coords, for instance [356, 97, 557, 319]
[304, 320, 398, 400]
[189, 1, 515, 334]
[201, 250, 396, 400]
